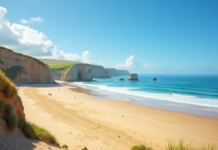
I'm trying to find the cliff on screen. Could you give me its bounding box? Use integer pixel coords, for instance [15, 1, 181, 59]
[106, 68, 130, 77]
[0, 46, 55, 84]
[89, 65, 111, 78]
[105, 68, 119, 76]
[116, 69, 130, 76]
[49, 63, 93, 81]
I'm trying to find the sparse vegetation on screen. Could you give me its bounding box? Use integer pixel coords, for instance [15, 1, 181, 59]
[165, 139, 217, 150]
[131, 144, 153, 150]
[0, 70, 17, 99]
[4, 113, 17, 131]
[1, 66, 26, 80]
[0, 100, 6, 114]
[18, 117, 59, 146]
[61, 144, 68, 149]
[4, 104, 13, 116]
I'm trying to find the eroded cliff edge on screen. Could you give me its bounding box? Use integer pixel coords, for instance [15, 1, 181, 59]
[0, 47, 55, 84]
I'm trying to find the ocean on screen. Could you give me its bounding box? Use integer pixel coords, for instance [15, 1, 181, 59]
[71, 74, 218, 118]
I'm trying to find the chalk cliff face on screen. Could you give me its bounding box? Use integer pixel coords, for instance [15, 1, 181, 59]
[0, 47, 55, 84]
[106, 68, 130, 77]
[50, 64, 93, 81]
[106, 68, 119, 76]
[90, 65, 111, 78]
[116, 70, 130, 76]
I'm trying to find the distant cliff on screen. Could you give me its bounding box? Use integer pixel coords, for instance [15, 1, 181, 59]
[106, 68, 130, 77]
[116, 69, 130, 76]
[0, 46, 55, 84]
[106, 68, 118, 76]
[90, 65, 111, 78]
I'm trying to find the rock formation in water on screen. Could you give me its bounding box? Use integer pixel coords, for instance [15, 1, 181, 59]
[89, 65, 111, 78]
[50, 64, 93, 81]
[0, 46, 55, 84]
[128, 73, 138, 80]
[152, 77, 157, 81]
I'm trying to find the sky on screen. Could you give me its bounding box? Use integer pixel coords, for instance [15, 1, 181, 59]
[0, 0, 217, 74]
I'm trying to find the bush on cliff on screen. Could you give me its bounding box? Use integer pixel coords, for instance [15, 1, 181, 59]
[0, 70, 17, 99]
[0, 99, 6, 114]
[4, 113, 17, 131]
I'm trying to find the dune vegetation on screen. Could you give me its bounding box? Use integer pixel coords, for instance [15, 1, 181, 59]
[0, 69, 59, 146]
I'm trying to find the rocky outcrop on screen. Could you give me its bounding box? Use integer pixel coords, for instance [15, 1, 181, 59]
[0, 47, 55, 84]
[50, 64, 93, 81]
[116, 70, 130, 76]
[128, 73, 138, 80]
[152, 77, 157, 81]
[105, 68, 119, 76]
[90, 65, 111, 78]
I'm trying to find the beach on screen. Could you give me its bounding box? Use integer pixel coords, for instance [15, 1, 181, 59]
[19, 81, 218, 150]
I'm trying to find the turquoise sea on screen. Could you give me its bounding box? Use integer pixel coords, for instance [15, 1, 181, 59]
[71, 74, 218, 118]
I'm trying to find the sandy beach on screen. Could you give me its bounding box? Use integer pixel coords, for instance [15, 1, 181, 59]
[19, 81, 218, 150]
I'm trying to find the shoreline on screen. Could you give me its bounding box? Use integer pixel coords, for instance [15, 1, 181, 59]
[69, 83, 218, 119]
[19, 82, 218, 150]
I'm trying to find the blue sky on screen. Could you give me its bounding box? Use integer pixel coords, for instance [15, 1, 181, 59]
[0, 0, 217, 74]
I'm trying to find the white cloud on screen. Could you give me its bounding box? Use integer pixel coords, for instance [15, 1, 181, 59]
[0, 7, 101, 63]
[20, 17, 44, 24]
[116, 55, 140, 68]
[175, 67, 179, 70]
[116, 55, 157, 69]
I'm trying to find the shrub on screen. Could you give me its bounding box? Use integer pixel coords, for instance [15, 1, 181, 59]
[0, 100, 6, 114]
[4, 113, 17, 131]
[4, 104, 13, 116]
[131, 144, 153, 150]
[0, 70, 7, 91]
[61, 145, 68, 149]
[165, 139, 217, 150]
[31, 123, 59, 145]
[18, 117, 59, 146]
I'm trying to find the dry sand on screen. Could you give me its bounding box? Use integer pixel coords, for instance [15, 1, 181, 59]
[18, 81, 218, 150]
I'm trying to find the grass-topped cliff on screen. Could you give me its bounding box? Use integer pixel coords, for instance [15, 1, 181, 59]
[40, 59, 87, 77]
[0, 46, 55, 83]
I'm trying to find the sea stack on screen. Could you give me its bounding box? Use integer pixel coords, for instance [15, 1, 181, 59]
[152, 77, 157, 81]
[128, 73, 138, 81]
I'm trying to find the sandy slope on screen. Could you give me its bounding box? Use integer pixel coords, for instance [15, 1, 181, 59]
[19, 82, 218, 150]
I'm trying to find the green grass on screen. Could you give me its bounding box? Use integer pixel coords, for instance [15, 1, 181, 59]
[1, 66, 27, 80]
[131, 144, 153, 150]
[61, 144, 68, 149]
[4, 104, 13, 116]
[4, 113, 17, 131]
[18, 117, 59, 146]
[0, 100, 6, 114]
[165, 139, 217, 150]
